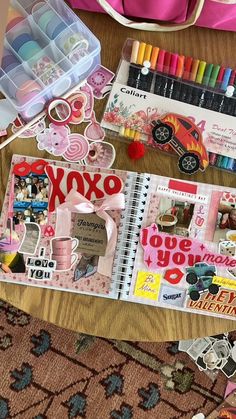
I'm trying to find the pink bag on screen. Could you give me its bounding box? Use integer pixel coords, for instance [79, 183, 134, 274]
[68, 0, 236, 31]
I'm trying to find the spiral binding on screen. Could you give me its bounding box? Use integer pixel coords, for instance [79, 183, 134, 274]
[110, 172, 151, 297]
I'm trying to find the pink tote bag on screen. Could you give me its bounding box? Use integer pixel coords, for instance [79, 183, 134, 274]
[68, 0, 236, 31]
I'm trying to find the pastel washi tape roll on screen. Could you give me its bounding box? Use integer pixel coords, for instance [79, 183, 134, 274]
[63, 134, 89, 161]
[63, 33, 89, 55]
[12, 34, 32, 52]
[1, 50, 20, 72]
[18, 41, 42, 61]
[46, 15, 66, 39]
[6, 16, 25, 32]
[38, 9, 55, 32]
[7, 7, 24, 24]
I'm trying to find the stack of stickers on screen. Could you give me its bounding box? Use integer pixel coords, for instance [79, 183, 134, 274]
[179, 334, 236, 378]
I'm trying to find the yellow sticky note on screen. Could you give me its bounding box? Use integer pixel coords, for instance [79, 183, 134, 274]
[213, 276, 236, 290]
[134, 271, 161, 300]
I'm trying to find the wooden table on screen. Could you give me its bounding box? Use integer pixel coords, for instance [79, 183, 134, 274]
[1, 10, 236, 341]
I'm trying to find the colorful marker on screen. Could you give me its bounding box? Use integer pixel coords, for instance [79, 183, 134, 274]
[154, 49, 166, 95]
[127, 39, 140, 88]
[171, 55, 185, 101]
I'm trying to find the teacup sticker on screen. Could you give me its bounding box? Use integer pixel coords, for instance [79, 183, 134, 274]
[50, 236, 79, 271]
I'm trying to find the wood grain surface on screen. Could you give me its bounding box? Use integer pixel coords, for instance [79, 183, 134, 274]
[1, 10, 236, 341]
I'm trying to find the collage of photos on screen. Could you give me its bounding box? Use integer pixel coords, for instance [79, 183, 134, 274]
[13, 173, 49, 226]
[156, 197, 195, 237]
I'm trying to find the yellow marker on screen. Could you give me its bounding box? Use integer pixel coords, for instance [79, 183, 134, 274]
[143, 44, 152, 64]
[124, 127, 130, 137]
[150, 47, 159, 70]
[130, 40, 140, 64]
[119, 126, 125, 136]
[129, 129, 135, 139]
[134, 131, 141, 141]
[196, 60, 207, 84]
[136, 42, 146, 65]
[134, 271, 161, 300]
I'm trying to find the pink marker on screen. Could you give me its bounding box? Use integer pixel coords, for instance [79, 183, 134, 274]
[169, 53, 179, 76]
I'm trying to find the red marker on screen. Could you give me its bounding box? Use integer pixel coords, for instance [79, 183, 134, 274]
[169, 53, 178, 76]
[183, 56, 193, 80]
[156, 49, 166, 72]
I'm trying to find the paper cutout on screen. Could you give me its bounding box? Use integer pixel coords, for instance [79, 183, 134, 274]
[164, 268, 184, 284]
[13, 160, 47, 176]
[80, 83, 94, 120]
[87, 65, 115, 99]
[50, 236, 78, 272]
[213, 276, 236, 290]
[141, 223, 236, 270]
[63, 134, 89, 162]
[84, 111, 105, 142]
[134, 271, 161, 300]
[44, 225, 55, 238]
[159, 284, 186, 307]
[18, 223, 40, 255]
[151, 113, 209, 174]
[45, 164, 124, 212]
[84, 141, 116, 169]
[63, 92, 87, 124]
[12, 117, 46, 138]
[74, 213, 107, 256]
[0, 99, 18, 130]
[36, 123, 70, 156]
[26, 247, 56, 281]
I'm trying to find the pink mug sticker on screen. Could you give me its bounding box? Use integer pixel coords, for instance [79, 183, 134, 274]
[50, 236, 78, 271]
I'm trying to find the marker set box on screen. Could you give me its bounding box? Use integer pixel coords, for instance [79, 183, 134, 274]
[101, 38, 236, 174]
[0, 0, 100, 120]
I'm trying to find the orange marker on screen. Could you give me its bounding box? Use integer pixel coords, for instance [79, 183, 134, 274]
[136, 42, 146, 65]
[150, 47, 160, 70]
[143, 44, 152, 64]
[189, 59, 200, 82]
[176, 55, 185, 78]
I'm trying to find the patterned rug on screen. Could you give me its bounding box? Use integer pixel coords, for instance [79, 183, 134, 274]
[0, 299, 231, 419]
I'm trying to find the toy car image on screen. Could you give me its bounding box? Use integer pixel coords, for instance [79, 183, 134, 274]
[186, 262, 216, 284]
[151, 113, 209, 174]
[188, 276, 220, 301]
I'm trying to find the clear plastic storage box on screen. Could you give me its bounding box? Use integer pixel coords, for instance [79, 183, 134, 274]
[1, 0, 101, 120]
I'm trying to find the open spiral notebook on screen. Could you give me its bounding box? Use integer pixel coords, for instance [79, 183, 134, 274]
[1, 154, 236, 320]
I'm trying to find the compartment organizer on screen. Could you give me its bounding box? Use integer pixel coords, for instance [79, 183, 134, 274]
[1, 0, 101, 120]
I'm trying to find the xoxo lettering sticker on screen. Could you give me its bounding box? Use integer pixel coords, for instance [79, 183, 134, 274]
[45, 165, 124, 212]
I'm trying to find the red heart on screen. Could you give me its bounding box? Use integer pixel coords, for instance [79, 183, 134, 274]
[44, 226, 55, 237]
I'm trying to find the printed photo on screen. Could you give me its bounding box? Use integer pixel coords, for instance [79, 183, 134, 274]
[14, 174, 48, 202]
[0, 224, 26, 274]
[12, 172, 48, 226]
[213, 193, 236, 246]
[156, 197, 195, 237]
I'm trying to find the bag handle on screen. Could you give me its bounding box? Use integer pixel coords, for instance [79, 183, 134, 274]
[96, 0, 205, 31]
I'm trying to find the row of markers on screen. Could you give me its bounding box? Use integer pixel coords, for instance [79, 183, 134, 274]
[127, 39, 236, 172]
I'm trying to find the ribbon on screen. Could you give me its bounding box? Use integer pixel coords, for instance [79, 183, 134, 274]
[55, 189, 125, 256]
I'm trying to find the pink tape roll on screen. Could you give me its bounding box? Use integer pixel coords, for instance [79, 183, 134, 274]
[63, 134, 89, 161]
[16, 80, 42, 102]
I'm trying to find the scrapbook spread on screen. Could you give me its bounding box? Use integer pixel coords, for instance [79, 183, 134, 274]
[0, 154, 129, 299]
[121, 174, 236, 320]
[1, 155, 236, 320]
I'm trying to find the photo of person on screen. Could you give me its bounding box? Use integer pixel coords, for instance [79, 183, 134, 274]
[156, 197, 195, 237]
[13, 173, 48, 202]
[0, 224, 25, 274]
[12, 171, 49, 226]
[214, 195, 236, 243]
